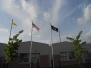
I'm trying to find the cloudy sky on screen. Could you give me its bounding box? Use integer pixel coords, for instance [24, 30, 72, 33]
[0, 0, 91, 44]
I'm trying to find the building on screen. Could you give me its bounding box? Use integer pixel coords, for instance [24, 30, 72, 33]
[53, 41, 91, 67]
[0, 41, 51, 68]
[0, 41, 91, 68]
[0, 43, 6, 68]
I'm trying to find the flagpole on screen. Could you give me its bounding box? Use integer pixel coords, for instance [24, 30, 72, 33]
[59, 30, 61, 42]
[50, 22, 54, 68]
[9, 19, 13, 41]
[30, 21, 33, 68]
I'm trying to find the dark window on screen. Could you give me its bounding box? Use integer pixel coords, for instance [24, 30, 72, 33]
[31, 53, 40, 63]
[83, 51, 88, 59]
[20, 53, 29, 62]
[60, 52, 67, 61]
[69, 51, 75, 60]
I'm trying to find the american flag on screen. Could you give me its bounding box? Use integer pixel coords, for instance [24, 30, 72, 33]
[32, 22, 39, 31]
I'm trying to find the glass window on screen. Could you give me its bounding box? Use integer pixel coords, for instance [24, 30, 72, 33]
[69, 51, 75, 60]
[20, 53, 29, 62]
[60, 52, 67, 61]
[31, 53, 40, 63]
[83, 51, 88, 59]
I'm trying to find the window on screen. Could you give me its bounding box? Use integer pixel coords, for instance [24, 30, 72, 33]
[83, 51, 88, 59]
[60, 52, 67, 61]
[20, 53, 29, 63]
[69, 51, 75, 60]
[31, 53, 40, 63]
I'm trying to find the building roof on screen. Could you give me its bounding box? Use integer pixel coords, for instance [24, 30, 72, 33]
[18, 41, 51, 55]
[52, 41, 91, 54]
[52, 42, 73, 54]
[0, 41, 91, 56]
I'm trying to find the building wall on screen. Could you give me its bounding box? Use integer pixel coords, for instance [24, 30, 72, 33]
[40, 55, 50, 68]
[8, 55, 50, 68]
[53, 54, 78, 66]
[61, 60, 78, 65]
[9, 58, 30, 68]
[54, 55, 61, 67]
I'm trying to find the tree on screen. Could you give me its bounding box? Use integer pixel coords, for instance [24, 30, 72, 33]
[66, 31, 86, 68]
[4, 30, 23, 63]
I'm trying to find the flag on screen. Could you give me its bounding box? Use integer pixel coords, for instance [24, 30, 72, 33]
[51, 25, 58, 32]
[32, 22, 39, 31]
[12, 22, 17, 26]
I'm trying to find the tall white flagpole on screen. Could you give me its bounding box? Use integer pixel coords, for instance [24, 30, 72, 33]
[9, 19, 13, 42]
[59, 30, 61, 42]
[50, 22, 54, 68]
[30, 21, 33, 68]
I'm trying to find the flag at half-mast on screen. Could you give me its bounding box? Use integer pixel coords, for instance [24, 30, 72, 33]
[32, 22, 40, 31]
[51, 25, 58, 32]
[12, 21, 17, 26]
